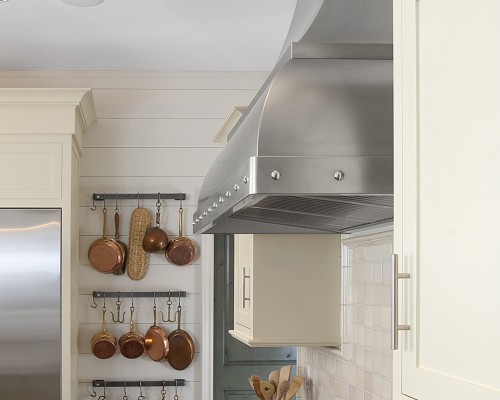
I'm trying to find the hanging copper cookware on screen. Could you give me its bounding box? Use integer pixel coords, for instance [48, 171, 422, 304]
[88, 204, 124, 273]
[91, 302, 117, 359]
[113, 197, 127, 275]
[143, 194, 169, 253]
[144, 294, 169, 361]
[165, 206, 196, 266]
[119, 295, 145, 359]
[167, 295, 195, 370]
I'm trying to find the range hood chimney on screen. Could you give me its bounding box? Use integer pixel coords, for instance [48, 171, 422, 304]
[193, 0, 393, 234]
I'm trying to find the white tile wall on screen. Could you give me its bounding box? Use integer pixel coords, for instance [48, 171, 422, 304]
[296, 230, 393, 400]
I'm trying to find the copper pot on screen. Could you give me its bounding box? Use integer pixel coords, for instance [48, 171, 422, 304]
[165, 207, 196, 266]
[119, 304, 145, 359]
[88, 206, 124, 273]
[143, 198, 168, 253]
[91, 306, 117, 359]
[144, 300, 169, 361]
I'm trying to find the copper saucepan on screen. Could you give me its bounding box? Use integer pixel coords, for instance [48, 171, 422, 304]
[144, 294, 169, 361]
[88, 205, 124, 273]
[113, 199, 127, 275]
[119, 298, 145, 359]
[91, 304, 117, 359]
[143, 195, 169, 253]
[167, 295, 195, 370]
[165, 206, 196, 266]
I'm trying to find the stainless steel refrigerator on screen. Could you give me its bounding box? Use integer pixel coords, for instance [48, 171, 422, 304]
[0, 209, 61, 400]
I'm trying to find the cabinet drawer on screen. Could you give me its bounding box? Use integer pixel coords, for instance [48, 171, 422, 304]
[0, 143, 62, 199]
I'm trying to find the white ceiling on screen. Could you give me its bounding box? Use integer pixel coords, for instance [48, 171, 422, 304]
[0, 0, 296, 71]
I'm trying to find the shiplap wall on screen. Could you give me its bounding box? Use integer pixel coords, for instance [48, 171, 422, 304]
[0, 71, 267, 400]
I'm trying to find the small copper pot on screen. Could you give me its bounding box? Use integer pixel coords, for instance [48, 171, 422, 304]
[119, 306, 145, 359]
[143, 197, 169, 253]
[91, 306, 116, 359]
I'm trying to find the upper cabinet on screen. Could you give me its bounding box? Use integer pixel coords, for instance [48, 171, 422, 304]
[0, 88, 96, 400]
[229, 234, 341, 347]
[393, 1, 500, 399]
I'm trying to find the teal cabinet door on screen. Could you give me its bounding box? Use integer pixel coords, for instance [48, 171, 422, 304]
[214, 235, 296, 400]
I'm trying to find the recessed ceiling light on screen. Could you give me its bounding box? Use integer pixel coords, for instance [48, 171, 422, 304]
[62, 0, 105, 6]
[0, 0, 11, 3]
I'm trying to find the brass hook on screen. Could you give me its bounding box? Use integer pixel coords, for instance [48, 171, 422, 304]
[161, 291, 176, 323]
[160, 381, 166, 400]
[91, 294, 98, 308]
[115, 193, 119, 213]
[89, 383, 97, 398]
[97, 381, 107, 400]
[137, 193, 140, 208]
[174, 380, 179, 400]
[90, 195, 97, 211]
[123, 381, 128, 400]
[111, 291, 126, 323]
[137, 381, 145, 400]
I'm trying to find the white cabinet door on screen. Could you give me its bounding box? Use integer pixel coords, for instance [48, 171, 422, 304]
[394, 1, 500, 399]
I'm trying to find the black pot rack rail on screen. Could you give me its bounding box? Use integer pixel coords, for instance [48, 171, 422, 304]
[90, 192, 186, 210]
[92, 379, 186, 388]
[90, 379, 186, 398]
[91, 291, 187, 308]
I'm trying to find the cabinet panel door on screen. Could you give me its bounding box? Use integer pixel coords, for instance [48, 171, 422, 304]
[0, 142, 62, 199]
[396, 0, 500, 399]
[234, 234, 253, 330]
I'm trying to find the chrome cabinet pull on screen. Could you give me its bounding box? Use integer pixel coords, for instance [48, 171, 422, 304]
[392, 254, 410, 350]
[242, 267, 251, 309]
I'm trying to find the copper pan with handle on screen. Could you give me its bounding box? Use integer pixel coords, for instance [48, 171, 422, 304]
[88, 204, 124, 273]
[112, 196, 127, 275]
[91, 300, 117, 359]
[165, 206, 196, 266]
[119, 294, 145, 359]
[144, 293, 169, 361]
[167, 294, 195, 370]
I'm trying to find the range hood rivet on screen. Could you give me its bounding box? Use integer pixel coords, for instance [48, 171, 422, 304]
[271, 170, 281, 180]
[334, 170, 345, 181]
[226, 191, 232, 198]
[243, 176, 249, 184]
[203, 211, 208, 216]
[234, 184, 240, 191]
[208, 208, 213, 213]
[213, 202, 218, 208]
[219, 197, 224, 203]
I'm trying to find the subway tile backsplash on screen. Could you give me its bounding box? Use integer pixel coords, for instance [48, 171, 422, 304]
[297, 230, 393, 400]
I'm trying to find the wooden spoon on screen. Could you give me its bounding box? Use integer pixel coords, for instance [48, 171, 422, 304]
[250, 375, 264, 400]
[259, 381, 276, 400]
[279, 365, 292, 383]
[285, 376, 304, 400]
[268, 370, 280, 400]
[275, 381, 290, 400]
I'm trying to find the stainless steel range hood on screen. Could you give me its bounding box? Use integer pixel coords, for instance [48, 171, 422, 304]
[193, 0, 393, 234]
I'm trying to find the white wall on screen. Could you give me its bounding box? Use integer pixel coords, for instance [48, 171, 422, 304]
[296, 230, 393, 400]
[0, 71, 266, 400]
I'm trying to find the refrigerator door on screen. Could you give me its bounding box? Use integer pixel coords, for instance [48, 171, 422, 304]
[0, 209, 61, 400]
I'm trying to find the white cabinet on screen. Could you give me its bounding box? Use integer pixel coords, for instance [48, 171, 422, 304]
[394, 1, 500, 399]
[0, 89, 96, 400]
[229, 234, 341, 347]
